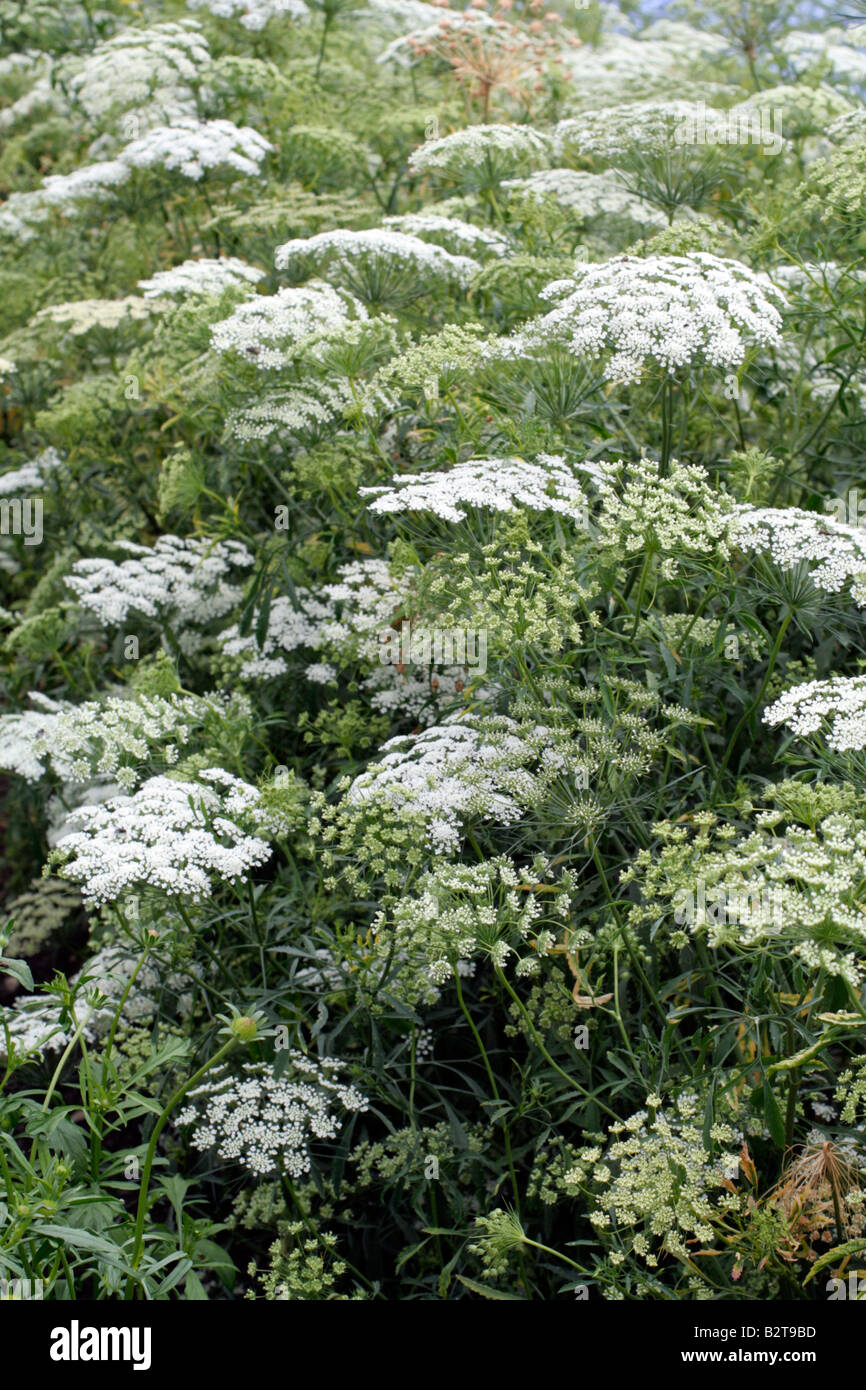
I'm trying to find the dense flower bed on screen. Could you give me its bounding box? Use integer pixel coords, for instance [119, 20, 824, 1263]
[2, 0, 866, 1302]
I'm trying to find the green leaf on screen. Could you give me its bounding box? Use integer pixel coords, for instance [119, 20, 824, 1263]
[455, 1275, 525, 1300]
[0, 956, 34, 991]
[762, 1080, 786, 1148]
[184, 1270, 208, 1300]
[803, 1239, 866, 1285]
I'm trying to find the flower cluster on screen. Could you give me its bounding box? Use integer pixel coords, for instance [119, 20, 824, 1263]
[274, 227, 480, 293]
[503, 168, 667, 231]
[500, 254, 785, 383]
[733, 506, 866, 607]
[764, 676, 866, 753]
[53, 769, 288, 905]
[210, 281, 365, 367]
[138, 257, 266, 299]
[0, 945, 193, 1063]
[561, 1093, 742, 1268]
[360, 453, 590, 524]
[63, 535, 254, 643]
[176, 1057, 368, 1176]
[624, 791, 866, 984]
[186, 0, 310, 29]
[408, 124, 550, 183]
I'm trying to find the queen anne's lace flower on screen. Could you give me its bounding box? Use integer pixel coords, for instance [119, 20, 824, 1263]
[274, 228, 479, 291]
[29, 690, 249, 790]
[382, 213, 509, 258]
[408, 124, 550, 182]
[185, 0, 310, 29]
[176, 1057, 368, 1176]
[138, 256, 265, 298]
[34, 296, 154, 334]
[54, 769, 288, 904]
[5, 120, 273, 235]
[360, 454, 589, 523]
[0, 448, 62, 495]
[227, 382, 353, 440]
[219, 558, 407, 678]
[625, 791, 866, 984]
[211, 281, 366, 367]
[0, 945, 195, 1062]
[58, 20, 211, 122]
[765, 676, 866, 752]
[118, 117, 273, 180]
[498, 254, 785, 383]
[733, 506, 866, 606]
[780, 27, 866, 87]
[0, 696, 70, 783]
[347, 712, 586, 855]
[64, 535, 254, 641]
[502, 169, 667, 230]
[554, 101, 732, 162]
[561, 1093, 741, 1268]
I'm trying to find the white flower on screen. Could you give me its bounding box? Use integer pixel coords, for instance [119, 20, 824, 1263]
[408, 124, 550, 182]
[0, 696, 70, 783]
[554, 101, 738, 162]
[211, 281, 366, 367]
[219, 558, 407, 678]
[765, 676, 866, 752]
[347, 713, 574, 855]
[382, 213, 509, 258]
[0, 448, 63, 496]
[0, 944, 194, 1062]
[118, 117, 272, 181]
[64, 535, 254, 643]
[7, 119, 273, 233]
[497, 254, 785, 384]
[55, 770, 287, 905]
[733, 506, 866, 607]
[28, 690, 248, 788]
[57, 20, 211, 123]
[274, 227, 479, 292]
[34, 296, 153, 334]
[503, 169, 667, 230]
[227, 382, 353, 441]
[176, 1057, 368, 1176]
[138, 256, 266, 298]
[185, 0, 310, 30]
[780, 27, 866, 88]
[360, 454, 589, 524]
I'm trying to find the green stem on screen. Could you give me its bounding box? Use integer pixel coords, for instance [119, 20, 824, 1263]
[127, 1036, 238, 1289]
[452, 970, 521, 1211]
[712, 611, 791, 798]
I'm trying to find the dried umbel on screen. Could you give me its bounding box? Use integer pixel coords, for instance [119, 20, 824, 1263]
[390, 3, 576, 121]
[768, 1137, 866, 1259]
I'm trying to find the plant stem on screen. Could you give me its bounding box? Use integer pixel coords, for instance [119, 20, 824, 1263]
[127, 1036, 238, 1291]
